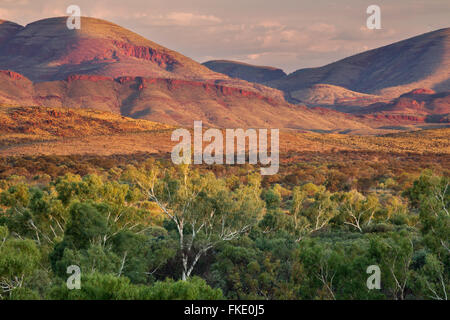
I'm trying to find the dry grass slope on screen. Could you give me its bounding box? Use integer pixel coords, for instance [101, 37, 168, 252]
[0, 105, 171, 147]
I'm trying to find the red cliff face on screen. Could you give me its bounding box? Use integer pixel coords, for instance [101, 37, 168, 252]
[112, 40, 178, 69]
[356, 114, 428, 123]
[408, 88, 436, 95]
[0, 70, 27, 80]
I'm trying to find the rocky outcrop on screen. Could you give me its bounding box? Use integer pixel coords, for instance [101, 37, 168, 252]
[0, 20, 23, 45]
[112, 40, 178, 69]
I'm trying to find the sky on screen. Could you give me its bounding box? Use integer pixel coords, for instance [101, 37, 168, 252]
[0, 0, 449, 73]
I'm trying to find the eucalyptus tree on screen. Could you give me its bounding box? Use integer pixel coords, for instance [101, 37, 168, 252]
[129, 164, 264, 280]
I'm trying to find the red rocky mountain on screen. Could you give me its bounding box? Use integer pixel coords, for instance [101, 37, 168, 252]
[0, 17, 379, 132]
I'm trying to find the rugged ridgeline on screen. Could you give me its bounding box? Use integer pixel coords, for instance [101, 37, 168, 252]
[267, 28, 450, 100]
[0, 70, 374, 131]
[202, 60, 286, 84]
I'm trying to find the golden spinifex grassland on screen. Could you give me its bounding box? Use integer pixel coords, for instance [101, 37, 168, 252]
[0, 113, 448, 300]
[0, 105, 449, 156]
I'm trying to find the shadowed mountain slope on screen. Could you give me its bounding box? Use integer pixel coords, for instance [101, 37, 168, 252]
[203, 60, 286, 84]
[268, 28, 450, 99]
[0, 17, 283, 99]
[0, 17, 447, 133]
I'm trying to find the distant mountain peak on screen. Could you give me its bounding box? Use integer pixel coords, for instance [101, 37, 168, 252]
[203, 60, 286, 84]
[204, 59, 283, 71]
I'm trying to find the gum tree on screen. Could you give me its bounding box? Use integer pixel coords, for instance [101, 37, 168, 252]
[129, 164, 264, 280]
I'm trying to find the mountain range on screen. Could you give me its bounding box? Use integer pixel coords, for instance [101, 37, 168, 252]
[0, 17, 448, 134]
